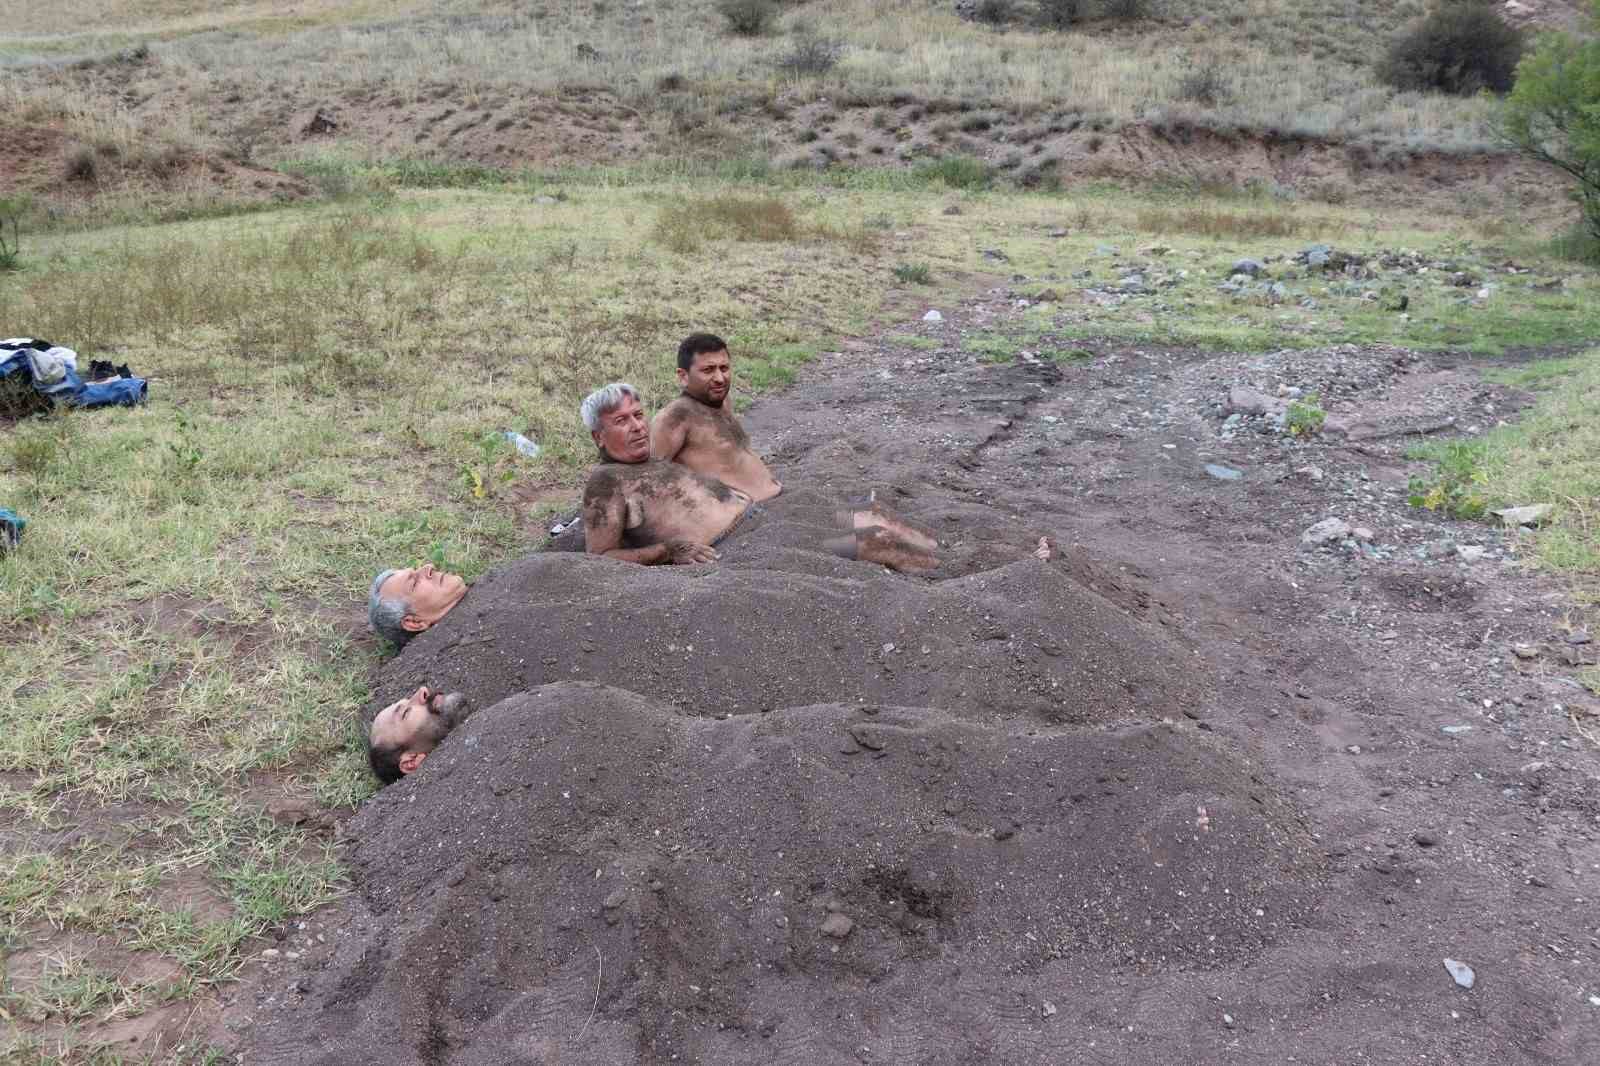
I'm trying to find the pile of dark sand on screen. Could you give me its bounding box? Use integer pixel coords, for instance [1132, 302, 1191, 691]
[243, 684, 1323, 1065]
[374, 510, 1208, 728]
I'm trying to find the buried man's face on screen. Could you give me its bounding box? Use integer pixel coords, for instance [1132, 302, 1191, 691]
[678, 348, 731, 407]
[593, 393, 651, 463]
[369, 686, 472, 776]
[379, 563, 467, 633]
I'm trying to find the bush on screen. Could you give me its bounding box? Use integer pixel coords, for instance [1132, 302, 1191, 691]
[717, 0, 777, 36]
[1377, 2, 1524, 96]
[1503, 3, 1600, 240]
[973, 0, 1014, 25]
[1035, 0, 1082, 28]
[1100, 0, 1151, 21]
[65, 145, 98, 182]
[913, 155, 993, 190]
[779, 35, 844, 75]
[1175, 66, 1231, 107]
[893, 263, 932, 284]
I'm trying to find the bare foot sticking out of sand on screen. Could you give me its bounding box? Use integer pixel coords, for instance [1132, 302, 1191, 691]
[1035, 537, 1053, 561]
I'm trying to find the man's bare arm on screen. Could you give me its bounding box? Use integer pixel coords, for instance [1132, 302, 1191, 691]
[650, 407, 690, 463]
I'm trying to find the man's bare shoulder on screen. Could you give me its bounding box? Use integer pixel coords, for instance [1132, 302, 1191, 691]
[655, 396, 701, 425]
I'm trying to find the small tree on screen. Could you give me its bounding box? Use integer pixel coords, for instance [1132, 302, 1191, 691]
[0, 195, 31, 271]
[1377, 1, 1524, 95]
[1502, 1, 1600, 239]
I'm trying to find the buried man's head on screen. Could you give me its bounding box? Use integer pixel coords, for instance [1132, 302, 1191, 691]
[366, 686, 472, 784]
[580, 381, 650, 463]
[676, 333, 731, 407]
[368, 564, 468, 647]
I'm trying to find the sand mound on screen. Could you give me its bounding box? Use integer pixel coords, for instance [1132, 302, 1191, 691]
[242, 684, 1322, 1065]
[375, 544, 1206, 727]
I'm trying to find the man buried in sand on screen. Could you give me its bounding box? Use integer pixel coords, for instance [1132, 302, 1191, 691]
[367, 563, 468, 648]
[366, 685, 471, 784]
[579, 381, 941, 570]
[650, 332, 783, 502]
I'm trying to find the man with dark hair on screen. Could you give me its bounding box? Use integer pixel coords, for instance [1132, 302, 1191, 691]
[366, 685, 472, 784]
[651, 333, 783, 502]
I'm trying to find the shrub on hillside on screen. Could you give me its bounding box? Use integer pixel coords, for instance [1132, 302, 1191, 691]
[779, 34, 844, 75]
[1377, 1, 1524, 96]
[1503, 2, 1600, 240]
[717, 0, 777, 36]
[1035, 0, 1083, 28]
[1099, 0, 1152, 21]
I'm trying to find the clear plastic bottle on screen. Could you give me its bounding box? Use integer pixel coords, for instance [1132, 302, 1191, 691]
[503, 431, 541, 458]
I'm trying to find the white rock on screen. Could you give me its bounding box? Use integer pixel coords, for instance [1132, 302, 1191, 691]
[1353, 527, 1376, 542]
[1457, 545, 1487, 563]
[1493, 503, 1553, 527]
[1443, 958, 1475, 989]
[922, 310, 943, 322]
[1301, 518, 1352, 546]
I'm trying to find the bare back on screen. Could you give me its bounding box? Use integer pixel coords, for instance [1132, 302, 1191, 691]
[652, 396, 782, 502]
[582, 459, 752, 563]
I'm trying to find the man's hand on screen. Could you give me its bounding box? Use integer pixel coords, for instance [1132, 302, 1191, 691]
[667, 539, 719, 565]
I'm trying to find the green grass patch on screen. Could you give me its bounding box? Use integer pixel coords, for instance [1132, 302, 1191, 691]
[1408, 347, 1600, 583]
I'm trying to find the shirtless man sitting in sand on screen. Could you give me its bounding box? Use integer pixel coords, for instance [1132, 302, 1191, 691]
[650, 333, 783, 502]
[580, 382, 939, 570]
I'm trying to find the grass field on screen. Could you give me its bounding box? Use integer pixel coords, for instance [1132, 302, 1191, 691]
[3, 156, 1600, 1060]
[0, 0, 1502, 156]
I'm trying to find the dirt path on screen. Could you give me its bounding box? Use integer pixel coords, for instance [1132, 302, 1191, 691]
[222, 289, 1600, 1064]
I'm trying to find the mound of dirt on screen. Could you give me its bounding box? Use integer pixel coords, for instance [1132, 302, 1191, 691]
[240, 684, 1322, 1065]
[375, 531, 1207, 727]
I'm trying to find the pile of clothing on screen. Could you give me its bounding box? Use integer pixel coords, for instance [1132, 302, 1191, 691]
[0, 337, 147, 411]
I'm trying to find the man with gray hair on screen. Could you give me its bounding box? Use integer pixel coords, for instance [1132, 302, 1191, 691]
[579, 381, 939, 570]
[368, 563, 469, 647]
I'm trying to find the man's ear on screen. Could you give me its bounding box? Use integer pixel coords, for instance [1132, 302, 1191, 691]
[398, 750, 428, 775]
[675, 366, 688, 386]
[400, 613, 429, 633]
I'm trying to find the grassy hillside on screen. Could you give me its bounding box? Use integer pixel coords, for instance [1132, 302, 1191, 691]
[1, 0, 1504, 162]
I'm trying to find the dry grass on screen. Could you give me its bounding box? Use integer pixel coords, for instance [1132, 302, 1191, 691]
[0, 0, 1499, 153]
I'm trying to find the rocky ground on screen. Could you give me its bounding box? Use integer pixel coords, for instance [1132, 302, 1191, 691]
[214, 285, 1600, 1064]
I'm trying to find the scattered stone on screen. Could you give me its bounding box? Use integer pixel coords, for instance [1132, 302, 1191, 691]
[1511, 644, 1540, 661]
[303, 109, 338, 136]
[1034, 288, 1062, 303]
[1443, 958, 1475, 989]
[1352, 527, 1375, 543]
[1301, 518, 1352, 547]
[1441, 725, 1473, 735]
[1204, 464, 1243, 481]
[1566, 630, 1592, 645]
[1297, 465, 1325, 482]
[1231, 258, 1265, 277]
[1268, 282, 1288, 301]
[534, 195, 559, 205]
[1227, 386, 1271, 416]
[1456, 545, 1487, 563]
[922, 310, 943, 322]
[1041, 1000, 1058, 1018]
[1424, 539, 1457, 560]
[1046, 227, 1067, 237]
[1558, 644, 1598, 667]
[943, 204, 963, 216]
[820, 913, 855, 939]
[982, 248, 1010, 262]
[1493, 503, 1553, 527]
[1413, 831, 1438, 847]
[1222, 1013, 1235, 1029]
[1142, 244, 1171, 257]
